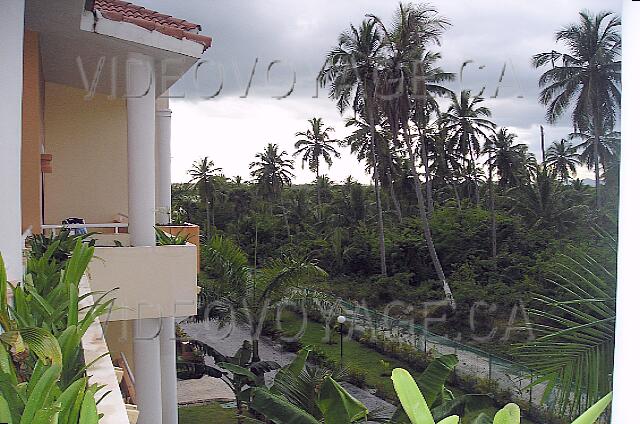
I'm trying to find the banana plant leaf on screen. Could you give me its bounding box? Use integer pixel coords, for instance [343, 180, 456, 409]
[317, 376, 368, 424]
[392, 355, 459, 423]
[251, 387, 321, 424]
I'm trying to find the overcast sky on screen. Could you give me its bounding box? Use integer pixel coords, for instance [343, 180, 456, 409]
[136, 0, 622, 184]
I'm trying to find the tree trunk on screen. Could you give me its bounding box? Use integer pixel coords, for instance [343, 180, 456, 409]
[402, 127, 455, 308]
[385, 165, 403, 222]
[204, 191, 212, 236]
[489, 164, 497, 267]
[316, 167, 322, 218]
[418, 127, 434, 216]
[251, 338, 260, 363]
[468, 148, 481, 206]
[593, 117, 602, 211]
[365, 90, 387, 277]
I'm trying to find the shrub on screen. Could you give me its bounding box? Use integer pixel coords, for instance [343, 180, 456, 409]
[345, 367, 367, 388]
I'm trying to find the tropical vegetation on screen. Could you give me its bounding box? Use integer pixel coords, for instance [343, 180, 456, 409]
[179, 4, 620, 423]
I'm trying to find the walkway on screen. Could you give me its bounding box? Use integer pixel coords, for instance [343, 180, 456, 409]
[177, 319, 396, 418]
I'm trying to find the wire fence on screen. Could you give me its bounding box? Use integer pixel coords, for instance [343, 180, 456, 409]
[293, 289, 551, 410]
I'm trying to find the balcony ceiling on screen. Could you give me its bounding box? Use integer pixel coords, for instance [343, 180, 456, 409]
[25, 0, 201, 97]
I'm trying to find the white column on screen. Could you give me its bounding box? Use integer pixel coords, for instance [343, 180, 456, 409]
[0, 0, 25, 283]
[127, 53, 163, 424]
[133, 318, 163, 424]
[155, 108, 172, 225]
[127, 53, 156, 246]
[160, 316, 178, 424]
[612, 3, 639, 422]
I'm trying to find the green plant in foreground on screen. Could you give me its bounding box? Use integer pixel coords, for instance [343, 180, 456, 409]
[0, 239, 113, 423]
[515, 235, 616, 417]
[155, 226, 192, 245]
[250, 348, 369, 424]
[391, 368, 613, 424]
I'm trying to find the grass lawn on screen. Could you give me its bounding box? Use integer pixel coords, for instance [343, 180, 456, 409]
[278, 310, 534, 424]
[279, 309, 413, 395]
[179, 402, 239, 424]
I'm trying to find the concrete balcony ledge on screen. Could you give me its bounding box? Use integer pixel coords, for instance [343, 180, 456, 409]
[87, 243, 198, 321]
[79, 278, 130, 423]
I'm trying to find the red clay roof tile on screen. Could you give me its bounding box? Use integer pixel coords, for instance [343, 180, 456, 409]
[93, 0, 212, 50]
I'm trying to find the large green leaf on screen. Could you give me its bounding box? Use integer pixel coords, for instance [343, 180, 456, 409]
[493, 403, 520, 424]
[218, 362, 257, 381]
[437, 417, 460, 424]
[78, 385, 100, 424]
[416, 355, 459, 406]
[57, 378, 87, 424]
[251, 387, 321, 424]
[393, 355, 459, 423]
[287, 348, 310, 377]
[391, 368, 435, 424]
[0, 394, 14, 424]
[317, 377, 368, 424]
[432, 394, 492, 421]
[19, 364, 61, 424]
[19, 328, 62, 367]
[570, 392, 612, 424]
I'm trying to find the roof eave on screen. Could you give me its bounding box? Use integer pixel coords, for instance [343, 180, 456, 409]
[81, 10, 207, 58]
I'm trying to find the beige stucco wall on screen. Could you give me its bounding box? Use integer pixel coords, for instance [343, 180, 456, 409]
[21, 30, 44, 234]
[43, 82, 128, 225]
[87, 244, 198, 321]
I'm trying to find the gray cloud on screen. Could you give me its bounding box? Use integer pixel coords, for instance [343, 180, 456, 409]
[134, 0, 622, 183]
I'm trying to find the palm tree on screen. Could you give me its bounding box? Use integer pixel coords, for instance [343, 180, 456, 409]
[201, 235, 326, 363]
[250, 143, 295, 207]
[546, 139, 580, 183]
[372, 3, 455, 307]
[344, 115, 403, 221]
[569, 125, 620, 178]
[509, 167, 586, 234]
[188, 157, 221, 236]
[532, 10, 621, 210]
[484, 129, 532, 189]
[294, 118, 341, 212]
[319, 20, 388, 276]
[441, 90, 496, 204]
[483, 128, 519, 262]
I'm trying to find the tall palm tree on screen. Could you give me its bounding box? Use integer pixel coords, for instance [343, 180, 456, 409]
[344, 115, 403, 222]
[532, 10, 621, 210]
[188, 157, 221, 236]
[250, 143, 295, 207]
[372, 3, 455, 307]
[546, 139, 580, 183]
[293, 118, 341, 211]
[441, 90, 496, 204]
[319, 20, 388, 276]
[483, 128, 518, 262]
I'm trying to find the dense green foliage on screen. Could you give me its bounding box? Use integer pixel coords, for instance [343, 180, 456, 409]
[181, 5, 619, 422]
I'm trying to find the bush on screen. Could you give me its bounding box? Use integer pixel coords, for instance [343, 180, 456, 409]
[345, 367, 367, 388]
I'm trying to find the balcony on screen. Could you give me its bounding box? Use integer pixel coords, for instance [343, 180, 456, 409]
[86, 233, 198, 322]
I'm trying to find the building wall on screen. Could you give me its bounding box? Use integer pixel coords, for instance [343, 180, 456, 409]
[43, 82, 128, 225]
[21, 30, 44, 234]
